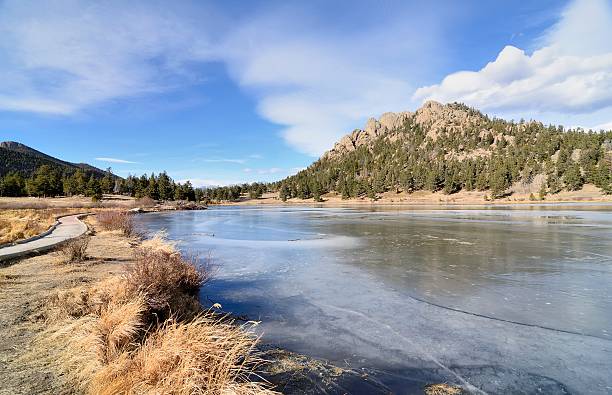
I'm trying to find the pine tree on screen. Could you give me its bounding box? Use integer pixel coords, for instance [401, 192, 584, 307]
[489, 165, 510, 199]
[146, 174, 159, 200]
[157, 172, 173, 200]
[547, 173, 563, 194]
[538, 182, 547, 200]
[100, 168, 114, 194]
[279, 183, 290, 202]
[85, 175, 102, 201]
[563, 163, 583, 191]
[0, 172, 25, 196]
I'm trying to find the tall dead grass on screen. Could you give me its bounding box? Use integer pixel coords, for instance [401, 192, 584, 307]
[39, 232, 274, 394]
[127, 248, 208, 320]
[96, 210, 136, 237]
[0, 209, 61, 244]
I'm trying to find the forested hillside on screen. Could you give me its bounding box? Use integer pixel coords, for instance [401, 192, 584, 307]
[0, 142, 199, 201]
[0, 141, 108, 178]
[275, 101, 612, 201]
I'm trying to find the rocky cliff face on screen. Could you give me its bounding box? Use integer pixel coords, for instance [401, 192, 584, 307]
[323, 101, 491, 160]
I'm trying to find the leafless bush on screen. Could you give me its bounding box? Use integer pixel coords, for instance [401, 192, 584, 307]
[134, 196, 156, 207]
[39, 233, 274, 395]
[96, 211, 135, 236]
[60, 237, 90, 263]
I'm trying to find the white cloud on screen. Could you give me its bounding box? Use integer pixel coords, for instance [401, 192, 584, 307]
[0, 1, 216, 114]
[220, 8, 443, 156]
[256, 167, 282, 175]
[593, 120, 612, 131]
[0, 1, 446, 156]
[95, 157, 138, 164]
[414, 0, 612, 120]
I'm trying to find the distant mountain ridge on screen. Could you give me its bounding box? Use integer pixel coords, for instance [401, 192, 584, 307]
[276, 101, 612, 199]
[0, 141, 110, 178]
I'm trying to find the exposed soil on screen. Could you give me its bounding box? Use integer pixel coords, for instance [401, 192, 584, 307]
[222, 184, 612, 207]
[0, 219, 133, 394]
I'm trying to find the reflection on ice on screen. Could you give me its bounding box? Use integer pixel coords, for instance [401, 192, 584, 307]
[135, 205, 612, 394]
[196, 235, 359, 249]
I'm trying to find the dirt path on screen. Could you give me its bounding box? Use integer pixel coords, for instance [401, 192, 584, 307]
[0, 222, 134, 394]
[0, 214, 88, 262]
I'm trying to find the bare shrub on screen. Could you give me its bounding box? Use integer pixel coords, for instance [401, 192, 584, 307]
[127, 249, 208, 320]
[134, 196, 156, 207]
[37, 228, 275, 395]
[60, 237, 90, 263]
[96, 211, 135, 237]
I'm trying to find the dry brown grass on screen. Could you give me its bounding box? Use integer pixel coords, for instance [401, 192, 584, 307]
[0, 209, 79, 244]
[89, 315, 271, 395]
[139, 230, 178, 255]
[38, 234, 274, 394]
[127, 248, 208, 320]
[424, 383, 464, 395]
[134, 196, 157, 208]
[96, 210, 136, 237]
[59, 236, 90, 263]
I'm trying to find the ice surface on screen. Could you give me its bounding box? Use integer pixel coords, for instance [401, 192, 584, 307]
[136, 205, 612, 394]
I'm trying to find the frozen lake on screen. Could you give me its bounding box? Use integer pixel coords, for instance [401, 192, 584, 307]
[135, 205, 612, 394]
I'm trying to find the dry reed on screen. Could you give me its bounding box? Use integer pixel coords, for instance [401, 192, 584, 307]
[0, 209, 59, 244]
[38, 233, 274, 394]
[96, 210, 136, 237]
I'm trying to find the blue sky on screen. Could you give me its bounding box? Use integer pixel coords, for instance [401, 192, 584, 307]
[1, 0, 611, 186]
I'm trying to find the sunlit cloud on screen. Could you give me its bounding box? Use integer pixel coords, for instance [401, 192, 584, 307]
[0, 0, 447, 156]
[95, 157, 138, 164]
[414, 0, 612, 122]
[203, 158, 247, 164]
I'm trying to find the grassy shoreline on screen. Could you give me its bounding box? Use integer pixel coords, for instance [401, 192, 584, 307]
[216, 183, 612, 207]
[0, 207, 467, 394]
[0, 214, 277, 394]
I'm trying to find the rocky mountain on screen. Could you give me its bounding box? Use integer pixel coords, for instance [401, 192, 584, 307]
[277, 101, 612, 199]
[0, 141, 110, 178]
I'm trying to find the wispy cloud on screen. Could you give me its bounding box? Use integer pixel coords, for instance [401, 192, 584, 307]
[256, 167, 282, 175]
[0, 1, 447, 156]
[95, 157, 138, 164]
[203, 158, 247, 164]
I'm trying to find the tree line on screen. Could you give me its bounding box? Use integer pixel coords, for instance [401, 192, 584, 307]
[0, 165, 200, 202]
[274, 106, 612, 201]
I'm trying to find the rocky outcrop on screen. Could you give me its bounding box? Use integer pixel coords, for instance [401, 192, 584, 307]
[322, 101, 490, 160]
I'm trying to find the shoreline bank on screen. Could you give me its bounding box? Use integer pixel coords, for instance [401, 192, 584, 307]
[0, 212, 413, 394]
[213, 184, 612, 207]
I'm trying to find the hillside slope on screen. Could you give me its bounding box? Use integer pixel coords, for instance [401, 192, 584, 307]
[0, 141, 108, 178]
[277, 101, 612, 200]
